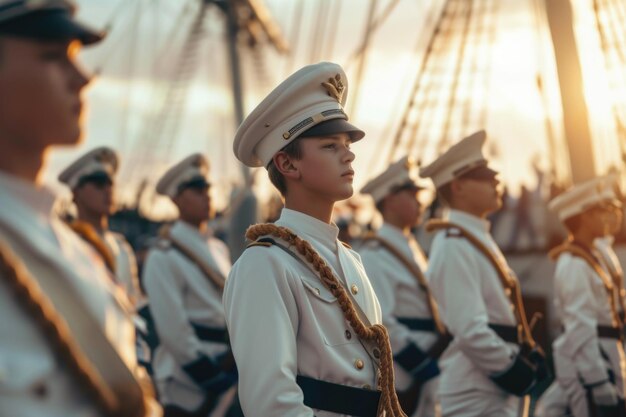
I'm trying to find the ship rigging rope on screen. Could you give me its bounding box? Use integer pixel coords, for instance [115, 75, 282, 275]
[124, 0, 208, 182]
[118, 0, 198, 182]
[406, 0, 462, 159]
[347, 0, 378, 117]
[282, 1, 304, 77]
[309, 0, 330, 63]
[591, 0, 626, 162]
[345, 0, 401, 71]
[382, 0, 452, 164]
[436, 0, 475, 154]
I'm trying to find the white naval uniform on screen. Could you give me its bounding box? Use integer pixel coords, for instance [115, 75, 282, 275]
[142, 220, 233, 413]
[358, 223, 439, 417]
[0, 172, 155, 416]
[427, 210, 520, 417]
[536, 239, 626, 417]
[548, 247, 626, 417]
[223, 208, 383, 417]
[103, 231, 143, 306]
[596, 236, 626, 319]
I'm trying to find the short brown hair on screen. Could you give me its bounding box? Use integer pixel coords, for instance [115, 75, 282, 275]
[267, 138, 304, 196]
[563, 213, 583, 234]
[437, 183, 454, 207]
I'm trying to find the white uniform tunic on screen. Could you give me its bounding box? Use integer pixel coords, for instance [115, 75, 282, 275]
[103, 231, 142, 306]
[358, 223, 439, 417]
[427, 210, 520, 417]
[142, 220, 232, 412]
[0, 171, 150, 417]
[549, 248, 626, 417]
[223, 208, 383, 417]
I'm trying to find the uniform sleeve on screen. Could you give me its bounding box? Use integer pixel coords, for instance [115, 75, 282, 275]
[428, 236, 515, 374]
[359, 247, 412, 354]
[142, 249, 203, 366]
[557, 258, 609, 385]
[223, 248, 313, 417]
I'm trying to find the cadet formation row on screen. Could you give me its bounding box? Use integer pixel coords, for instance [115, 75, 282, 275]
[1, 2, 625, 417]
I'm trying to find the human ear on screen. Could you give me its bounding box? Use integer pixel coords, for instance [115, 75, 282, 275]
[273, 152, 301, 180]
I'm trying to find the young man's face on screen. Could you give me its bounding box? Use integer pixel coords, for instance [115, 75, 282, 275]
[385, 188, 426, 228]
[174, 185, 212, 225]
[294, 133, 355, 202]
[580, 205, 610, 238]
[605, 203, 623, 236]
[0, 38, 90, 149]
[73, 177, 114, 217]
[456, 176, 502, 217]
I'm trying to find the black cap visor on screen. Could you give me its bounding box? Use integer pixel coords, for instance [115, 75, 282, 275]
[176, 177, 210, 194]
[0, 9, 104, 45]
[299, 118, 365, 142]
[459, 165, 499, 181]
[76, 171, 113, 188]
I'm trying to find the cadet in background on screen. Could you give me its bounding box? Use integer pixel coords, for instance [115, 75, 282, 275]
[142, 153, 237, 417]
[420, 131, 547, 417]
[359, 155, 448, 417]
[58, 146, 143, 307]
[0, 1, 159, 416]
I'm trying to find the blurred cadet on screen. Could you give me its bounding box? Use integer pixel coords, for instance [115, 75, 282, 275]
[142, 153, 237, 417]
[359, 155, 447, 417]
[225, 62, 405, 416]
[594, 174, 626, 324]
[539, 178, 626, 417]
[420, 131, 547, 417]
[0, 1, 159, 416]
[58, 146, 143, 307]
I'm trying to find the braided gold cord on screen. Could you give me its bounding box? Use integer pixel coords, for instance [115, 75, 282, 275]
[0, 241, 122, 415]
[247, 224, 407, 417]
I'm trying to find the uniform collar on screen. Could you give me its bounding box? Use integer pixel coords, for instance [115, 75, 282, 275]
[0, 170, 57, 216]
[277, 208, 340, 248]
[447, 209, 491, 235]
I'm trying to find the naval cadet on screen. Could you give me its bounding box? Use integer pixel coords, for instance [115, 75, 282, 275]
[142, 153, 237, 417]
[359, 156, 448, 417]
[419, 131, 547, 417]
[539, 178, 626, 417]
[224, 62, 406, 417]
[0, 1, 159, 416]
[594, 175, 626, 325]
[58, 146, 143, 307]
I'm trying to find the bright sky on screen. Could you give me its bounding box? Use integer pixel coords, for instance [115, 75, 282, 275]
[42, 0, 624, 216]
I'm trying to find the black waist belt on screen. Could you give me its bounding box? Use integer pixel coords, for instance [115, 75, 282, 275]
[296, 375, 380, 417]
[191, 323, 229, 344]
[597, 325, 623, 340]
[397, 317, 436, 332]
[488, 323, 520, 344]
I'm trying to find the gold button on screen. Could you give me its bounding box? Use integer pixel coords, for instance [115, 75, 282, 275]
[505, 288, 512, 296]
[362, 384, 372, 390]
[373, 348, 380, 359]
[351, 284, 359, 295]
[345, 330, 352, 340]
[354, 359, 364, 370]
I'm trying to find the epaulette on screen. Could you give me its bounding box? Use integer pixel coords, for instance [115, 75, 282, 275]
[154, 239, 172, 251]
[340, 240, 352, 249]
[246, 237, 275, 249]
[445, 228, 462, 238]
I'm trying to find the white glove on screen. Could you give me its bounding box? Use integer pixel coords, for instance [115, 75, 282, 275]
[591, 382, 619, 406]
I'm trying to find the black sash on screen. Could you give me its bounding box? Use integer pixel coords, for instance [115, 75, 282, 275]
[296, 375, 380, 417]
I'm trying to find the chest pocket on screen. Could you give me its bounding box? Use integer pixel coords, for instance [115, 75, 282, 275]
[300, 277, 359, 347]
